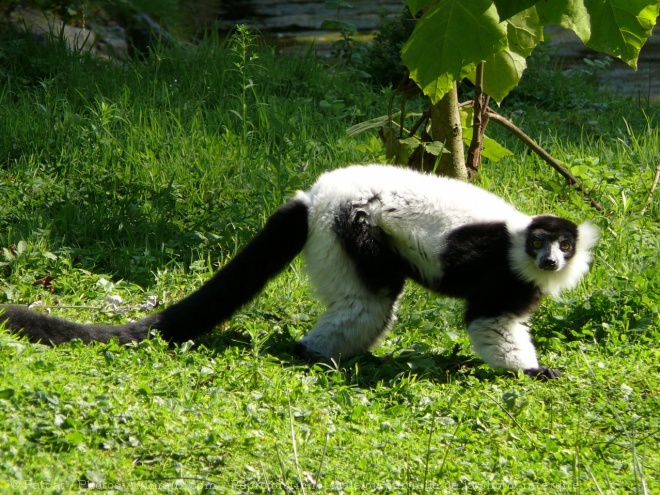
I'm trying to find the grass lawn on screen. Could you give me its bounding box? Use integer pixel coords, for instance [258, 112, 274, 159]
[0, 29, 659, 494]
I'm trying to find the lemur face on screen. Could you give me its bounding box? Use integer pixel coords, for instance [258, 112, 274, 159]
[524, 216, 578, 272]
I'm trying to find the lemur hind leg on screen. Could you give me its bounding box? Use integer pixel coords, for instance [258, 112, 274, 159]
[466, 313, 561, 380]
[295, 292, 402, 363]
[296, 200, 407, 363]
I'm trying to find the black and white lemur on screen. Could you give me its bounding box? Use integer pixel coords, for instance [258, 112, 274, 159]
[0, 165, 599, 379]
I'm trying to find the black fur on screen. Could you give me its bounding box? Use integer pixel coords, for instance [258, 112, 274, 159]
[436, 222, 541, 322]
[524, 367, 562, 380]
[333, 202, 407, 297]
[525, 215, 578, 260]
[0, 163, 597, 382]
[0, 199, 309, 345]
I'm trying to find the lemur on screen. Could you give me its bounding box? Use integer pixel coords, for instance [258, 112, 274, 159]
[0, 165, 599, 379]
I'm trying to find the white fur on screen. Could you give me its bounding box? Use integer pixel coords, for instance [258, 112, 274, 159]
[509, 219, 599, 298]
[297, 164, 525, 359]
[467, 316, 540, 370]
[302, 165, 529, 287]
[295, 165, 597, 371]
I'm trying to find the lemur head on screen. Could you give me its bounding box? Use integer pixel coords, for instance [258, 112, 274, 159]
[510, 215, 599, 297]
[525, 215, 578, 272]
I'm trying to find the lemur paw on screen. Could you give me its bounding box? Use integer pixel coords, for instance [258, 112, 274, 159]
[523, 367, 562, 381]
[294, 342, 334, 366]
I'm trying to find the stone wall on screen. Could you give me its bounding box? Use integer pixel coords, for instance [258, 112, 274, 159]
[213, 0, 404, 32]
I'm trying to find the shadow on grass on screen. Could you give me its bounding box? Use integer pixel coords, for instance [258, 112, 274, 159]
[194, 326, 505, 387]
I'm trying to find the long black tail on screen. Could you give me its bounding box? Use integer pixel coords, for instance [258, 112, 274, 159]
[0, 199, 309, 345]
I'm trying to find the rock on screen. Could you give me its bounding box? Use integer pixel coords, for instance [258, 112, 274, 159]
[11, 5, 96, 53]
[7, 4, 167, 61]
[88, 22, 130, 60]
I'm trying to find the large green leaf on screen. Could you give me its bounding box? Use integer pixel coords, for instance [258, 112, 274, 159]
[536, 0, 659, 69]
[403, 0, 658, 106]
[506, 8, 543, 58]
[478, 49, 528, 103]
[583, 0, 660, 69]
[406, 0, 438, 16]
[536, 0, 591, 42]
[402, 0, 508, 104]
[493, 0, 542, 21]
[470, 9, 543, 102]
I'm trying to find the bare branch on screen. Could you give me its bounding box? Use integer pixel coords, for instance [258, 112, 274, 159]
[487, 110, 603, 211]
[409, 110, 430, 137]
[466, 62, 486, 176]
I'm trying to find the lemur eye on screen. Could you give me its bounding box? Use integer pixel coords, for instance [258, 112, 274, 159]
[560, 241, 571, 252]
[532, 240, 543, 249]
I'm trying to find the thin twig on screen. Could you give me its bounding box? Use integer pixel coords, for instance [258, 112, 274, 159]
[314, 433, 330, 490]
[29, 304, 102, 310]
[466, 62, 486, 176]
[584, 463, 606, 495]
[436, 415, 462, 478]
[640, 160, 660, 216]
[486, 110, 603, 211]
[259, 461, 272, 493]
[288, 400, 307, 495]
[421, 412, 436, 493]
[408, 110, 430, 137]
[275, 444, 289, 491]
[483, 392, 537, 444]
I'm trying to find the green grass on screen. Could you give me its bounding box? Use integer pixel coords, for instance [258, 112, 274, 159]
[0, 30, 659, 494]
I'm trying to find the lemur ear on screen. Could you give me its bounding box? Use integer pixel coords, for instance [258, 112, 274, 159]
[577, 221, 599, 251]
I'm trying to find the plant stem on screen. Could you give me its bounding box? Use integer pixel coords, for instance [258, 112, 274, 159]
[431, 83, 467, 180]
[466, 62, 488, 177]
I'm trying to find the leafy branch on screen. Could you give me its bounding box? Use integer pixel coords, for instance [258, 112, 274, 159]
[358, 0, 660, 209]
[484, 107, 603, 211]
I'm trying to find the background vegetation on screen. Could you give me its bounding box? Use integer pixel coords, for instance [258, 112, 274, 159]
[0, 17, 659, 495]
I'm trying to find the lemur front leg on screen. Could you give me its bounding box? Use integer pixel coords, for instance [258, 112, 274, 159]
[466, 312, 561, 380]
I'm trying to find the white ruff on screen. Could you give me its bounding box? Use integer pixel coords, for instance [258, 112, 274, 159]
[509, 219, 599, 298]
